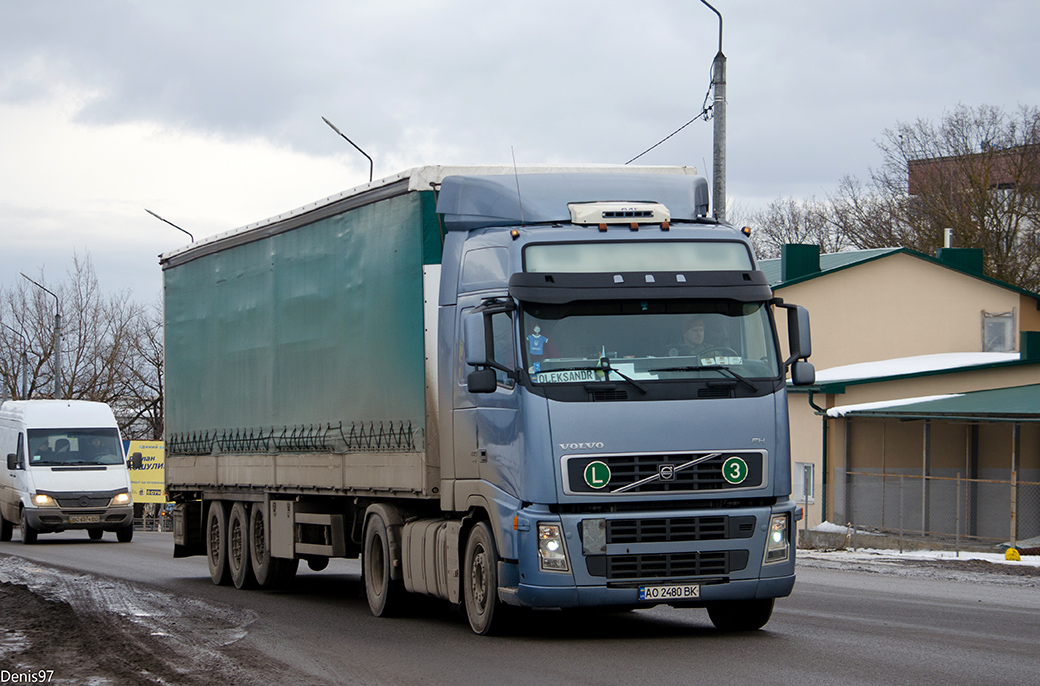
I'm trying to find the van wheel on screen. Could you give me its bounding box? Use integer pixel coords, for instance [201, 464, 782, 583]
[463, 522, 504, 635]
[116, 523, 134, 543]
[20, 510, 38, 545]
[248, 502, 297, 588]
[0, 511, 12, 542]
[206, 501, 231, 585]
[706, 598, 774, 631]
[227, 502, 256, 589]
[88, 529, 104, 541]
[363, 512, 402, 617]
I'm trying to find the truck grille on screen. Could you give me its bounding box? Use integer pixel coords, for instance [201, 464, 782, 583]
[607, 515, 756, 544]
[586, 550, 750, 579]
[564, 451, 764, 495]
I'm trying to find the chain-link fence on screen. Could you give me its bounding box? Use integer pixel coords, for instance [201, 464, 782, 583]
[821, 471, 1040, 547]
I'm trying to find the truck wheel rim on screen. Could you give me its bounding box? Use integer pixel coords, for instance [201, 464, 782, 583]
[470, 544, 488, 609]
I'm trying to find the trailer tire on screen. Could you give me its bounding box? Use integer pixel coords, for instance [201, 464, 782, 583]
[363, 512, 402, 617]
[463, 521, 504, 635]
[20, 509, 38, 545]
[228, 502, 255, 589]
[706, 598, 774, 631]
[249, 502, 297, 588]
[0, 511, 12, 542]
[206, 501, 231, 585]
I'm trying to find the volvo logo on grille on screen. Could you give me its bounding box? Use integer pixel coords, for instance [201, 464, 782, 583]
[658, 464, 675, 481]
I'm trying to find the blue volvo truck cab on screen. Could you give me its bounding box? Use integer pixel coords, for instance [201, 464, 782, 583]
[436, 172, 814, 633]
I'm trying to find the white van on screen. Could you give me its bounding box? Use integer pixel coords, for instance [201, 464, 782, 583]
[0, 400, 139, 544]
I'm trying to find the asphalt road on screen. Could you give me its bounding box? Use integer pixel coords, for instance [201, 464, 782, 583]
[1, 531, 1038, 685]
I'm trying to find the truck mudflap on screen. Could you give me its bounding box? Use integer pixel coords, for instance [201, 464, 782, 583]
[500, 575, 795, 609]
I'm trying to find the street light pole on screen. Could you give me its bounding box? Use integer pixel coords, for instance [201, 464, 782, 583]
[700, 0, 726, 223]
[20, 274, 61, 399]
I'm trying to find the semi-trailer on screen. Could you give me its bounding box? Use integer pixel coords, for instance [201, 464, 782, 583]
[162, 165, 815, 634]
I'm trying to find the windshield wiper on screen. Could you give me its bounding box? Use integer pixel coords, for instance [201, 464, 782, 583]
[649, 364, 756, 391]
[534, 361, 648, 394]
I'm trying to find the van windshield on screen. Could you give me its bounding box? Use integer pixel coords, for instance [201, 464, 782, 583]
[27, 429, 124, 466]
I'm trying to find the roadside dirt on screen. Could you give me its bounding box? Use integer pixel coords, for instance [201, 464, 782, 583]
[0, 556, 330, 686]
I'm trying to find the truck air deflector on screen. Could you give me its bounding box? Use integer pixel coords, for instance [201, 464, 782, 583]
[508, 270, 773, 304]
[437, 173, 710, 231]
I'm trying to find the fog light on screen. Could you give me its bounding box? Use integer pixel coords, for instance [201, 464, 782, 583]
[764, 513, 790, 564]
[537, 523, 570, 572]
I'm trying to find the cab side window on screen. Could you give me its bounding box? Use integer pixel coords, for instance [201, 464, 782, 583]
[491, 311, 516, 389]
[15, 432, 25, 469]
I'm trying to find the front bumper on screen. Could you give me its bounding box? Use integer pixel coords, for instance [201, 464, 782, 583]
[25, 506, 133, 532]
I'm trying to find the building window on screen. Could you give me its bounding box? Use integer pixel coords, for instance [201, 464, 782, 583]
[982, 310, 1015, 352]
[793, 462, 814, 503]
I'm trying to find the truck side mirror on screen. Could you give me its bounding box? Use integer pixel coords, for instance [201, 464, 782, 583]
[130, 452, 144, 470]
[786, 306, 812, 362]
[463, 312, 488, 367]
[6, 453, 20, 471]
[467, 368, 498, 394]
[790, 360, 816, 386]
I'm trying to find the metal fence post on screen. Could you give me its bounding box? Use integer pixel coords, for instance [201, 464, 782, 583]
[899, 475, 904, 554]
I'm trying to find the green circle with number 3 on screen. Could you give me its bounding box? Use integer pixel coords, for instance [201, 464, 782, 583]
[722, 456, 748, 485]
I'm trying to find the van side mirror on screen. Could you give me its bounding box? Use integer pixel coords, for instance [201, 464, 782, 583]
[790, 360, 816, 386]
[129, 452, 144, 470]
[463, 312, 488, 366]
[6, 453, 20, 470]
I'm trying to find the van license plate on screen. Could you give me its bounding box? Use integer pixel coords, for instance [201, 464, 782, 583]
[70, 515, 100, 524]
[639, 584, 700, 601]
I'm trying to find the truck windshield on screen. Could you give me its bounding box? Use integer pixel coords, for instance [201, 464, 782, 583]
[27, 428, 124, 467]
[520, 300, 780, 384]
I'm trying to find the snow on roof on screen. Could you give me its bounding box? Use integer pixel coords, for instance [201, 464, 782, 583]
[825, 394, 963, 418]
[814, 352, 1020, 385]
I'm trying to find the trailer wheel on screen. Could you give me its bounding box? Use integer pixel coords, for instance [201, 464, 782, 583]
[706, 598, 774, 631]
[20, 509, 38, 545]
[0, 510, 12, 542]
[206, 501, 231, 585]
[363, 512, 402, 617]
[227, 502, 256, 589]
[249, 502, 298, 588]
[463, 521, 503, 635]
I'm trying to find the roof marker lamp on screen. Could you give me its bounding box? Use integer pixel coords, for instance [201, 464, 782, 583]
[537, 523, 570, 572]
[764, 513, 790, 564]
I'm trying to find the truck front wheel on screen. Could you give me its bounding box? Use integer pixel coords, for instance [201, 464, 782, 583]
[249, 502, 297, 588]
[206, 501, 231, 585]
[363, 512, 402, 617]
[227, 502, 256, 589]
[706, 598, 774, 631]
[463, 522, 504, 635]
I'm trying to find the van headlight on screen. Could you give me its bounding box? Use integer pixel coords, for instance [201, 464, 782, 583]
[764, 513, 790, 564]
[32, 494, 58, 507]
[109, 492, 132, 507]
[537, 523, 570, 572]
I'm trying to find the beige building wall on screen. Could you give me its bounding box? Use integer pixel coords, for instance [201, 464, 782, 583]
[776, 253, 1032, 371]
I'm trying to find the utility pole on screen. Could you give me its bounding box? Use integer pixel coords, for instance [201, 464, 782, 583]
[701, 0, 726, 223]
[21, 274, 62, 399]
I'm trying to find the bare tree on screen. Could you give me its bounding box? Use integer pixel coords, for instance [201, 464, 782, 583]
[746, 196, 848, 259]
[0, 253, 163, 439]
[832, 104, 1040, 290]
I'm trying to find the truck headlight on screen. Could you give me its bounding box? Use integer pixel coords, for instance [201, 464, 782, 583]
[537, 523, 570, 572]
[764, 513, 790, 564]
[109, 492, 131, 507]
[32, 494, 58, 507]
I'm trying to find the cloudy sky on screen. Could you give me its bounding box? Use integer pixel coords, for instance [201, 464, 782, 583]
[1, 0, 1038, 302]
